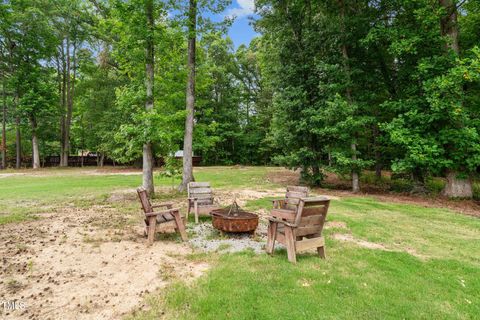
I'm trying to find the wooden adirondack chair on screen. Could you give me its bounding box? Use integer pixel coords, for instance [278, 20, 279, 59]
[272, 186, 309, 210]
[187, 182, 221, 223]
[266, 197, 330, 263]
[137, 187, 188, 245]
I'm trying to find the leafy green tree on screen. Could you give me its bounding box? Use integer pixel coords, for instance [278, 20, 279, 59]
[256, 0, 377, 188]
[72, 46, 123, 165]
[52, 0, 93, 166]
[377, 0, 480, 197]
[6, 0, 58, 168]
[94, 0, 186, 189]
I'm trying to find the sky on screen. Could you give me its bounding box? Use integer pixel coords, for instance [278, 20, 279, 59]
[222, 0, 258, 48]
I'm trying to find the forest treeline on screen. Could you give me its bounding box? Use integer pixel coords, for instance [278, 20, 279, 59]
[1, 0, 479, 197]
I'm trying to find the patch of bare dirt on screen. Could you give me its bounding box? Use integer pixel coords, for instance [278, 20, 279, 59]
[332, 233, 425, 259]
[86, 169, 141, 176]
[0, 172, 27, 178]
[324, 221, 348, 229]
[216, 189, 285, 207]
[266, 169, 301, 186]
[106, 189, 139, 202]
[0, 206, 207, 320]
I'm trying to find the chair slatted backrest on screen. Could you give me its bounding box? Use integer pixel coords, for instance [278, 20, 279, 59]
[294, 198, 330, 237]
[285, 186, 309, 210]
[137, 187, 153, 214]
[188, 182, 214, 205]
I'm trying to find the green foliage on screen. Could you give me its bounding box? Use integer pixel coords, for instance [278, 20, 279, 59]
[193, 35, 274, 165]
[386, 47, 480, 177]
[253, 0, 480, 191]
[157, 156, 182, 189]
[2, 0, 480, 198]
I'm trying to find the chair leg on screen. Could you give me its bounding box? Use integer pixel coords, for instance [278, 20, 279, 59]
[194, 201, 199, 224]
[147, 216, 156, 246]
[317, 246, 326, 259]
[284, 226, 296, 264]
[186, 203, 190, 220]
[173, 212, 188, 241]
[266, 221, 277, 255]
[309, 233, 326, 259]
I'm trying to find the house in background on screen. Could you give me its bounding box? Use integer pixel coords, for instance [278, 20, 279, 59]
[171, 150, 202, 166]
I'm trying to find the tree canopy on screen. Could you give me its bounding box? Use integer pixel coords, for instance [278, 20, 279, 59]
[1, 0, 479, 197]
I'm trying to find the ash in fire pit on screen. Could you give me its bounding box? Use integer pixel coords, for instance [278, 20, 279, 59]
[210, 201, 259, 233]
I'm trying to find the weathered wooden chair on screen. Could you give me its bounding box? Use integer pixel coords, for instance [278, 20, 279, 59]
[137, 187, 188, 245]
[187, 182, 221, 223]
[272, 186, 309, 210]
[266, 197, 330, 263]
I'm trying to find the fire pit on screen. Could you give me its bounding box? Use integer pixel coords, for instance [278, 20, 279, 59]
[210, 201, 258, 233]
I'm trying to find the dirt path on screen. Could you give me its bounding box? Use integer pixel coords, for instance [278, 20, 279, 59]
[0, 206, 207, 320]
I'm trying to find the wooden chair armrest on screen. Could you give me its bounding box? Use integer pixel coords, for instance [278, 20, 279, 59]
[301, 196, 330, 203]
[268, 217, 297, 227]
[269, 208, 296, 221]
[145, 208, 181, 217]
[151, 203, 173, 209]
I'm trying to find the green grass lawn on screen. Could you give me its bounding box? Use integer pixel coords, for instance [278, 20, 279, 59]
[0, 166, 278, 224]
[135, 196, 480, 320]
[0, 166, 276, 202]
[1, 167, 479, 319]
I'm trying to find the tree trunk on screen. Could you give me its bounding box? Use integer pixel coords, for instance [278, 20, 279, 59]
[98, 153, 104, 167]
[59, 41, 67, 166]
[61, 39, 75, 167]
[142, 0, 155, 195]
[31, 117, 40, 169]
[439, 0, 472, 198]
[375, 160, 382, 180]
[15, 90, 21, 169]
[179, 0, 197, 192]
[60, 40, 68, 166]
[1, 83, 6, 169]
[443, 171, 472, 198]
[351, 142, 359, 193]
[15, 118, 21, 169]
[339, 0, 359, 193]
[439, 0, 459, 54]
[373, 125, 382, 180]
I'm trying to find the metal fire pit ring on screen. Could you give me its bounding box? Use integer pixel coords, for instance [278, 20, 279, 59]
[210, 201, 258, 233]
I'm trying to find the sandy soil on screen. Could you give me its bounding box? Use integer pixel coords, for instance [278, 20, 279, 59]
[331, 233, 425, 259]
[0, 186, 293, 320]
[0, 206, 207, 320]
